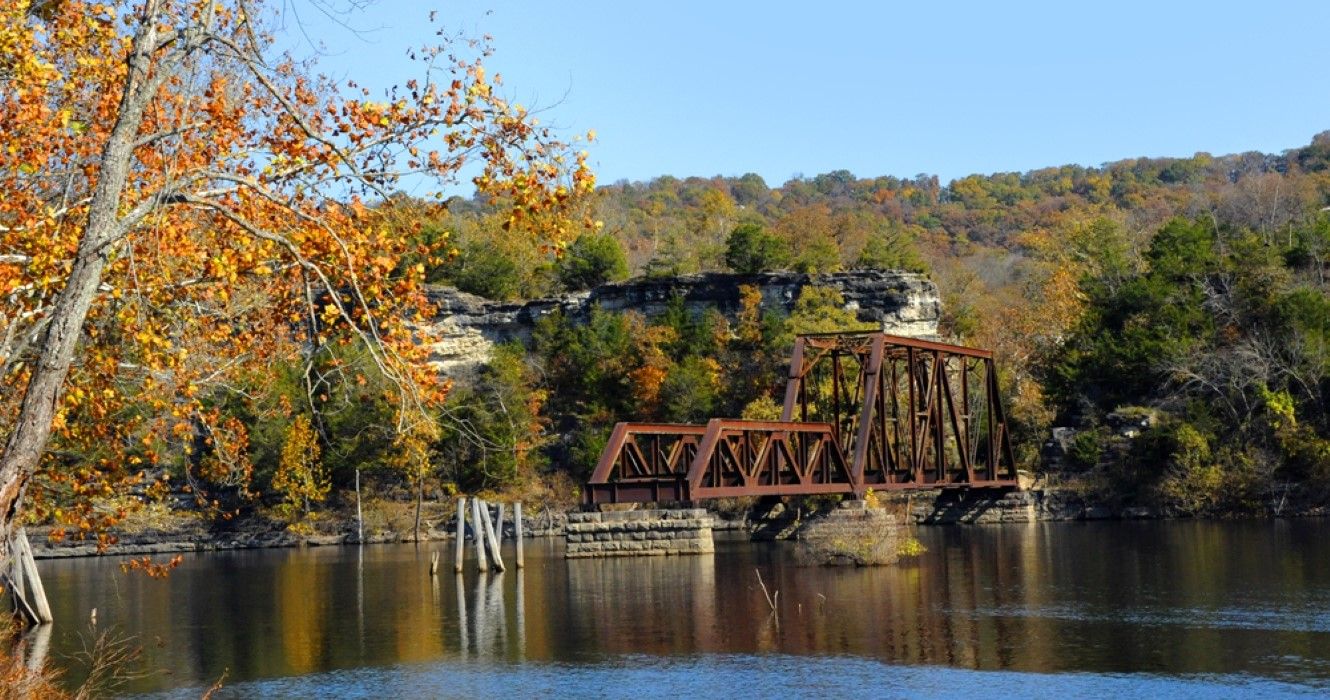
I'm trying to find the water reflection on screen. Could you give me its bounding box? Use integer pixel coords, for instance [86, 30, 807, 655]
[31, 520, 1330, 695]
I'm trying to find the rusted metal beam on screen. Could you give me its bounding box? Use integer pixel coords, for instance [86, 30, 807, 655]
[799, 331, 994, 359]
[849, 334, 885, 489]
[585, 331, 1017, 505]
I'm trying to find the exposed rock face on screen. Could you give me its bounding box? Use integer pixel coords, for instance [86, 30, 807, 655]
[425, 270, 941, 379]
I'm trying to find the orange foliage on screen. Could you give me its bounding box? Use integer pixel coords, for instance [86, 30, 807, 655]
[0, 1, 593, 543]
[626, 317, 676, 412]
[119, 553, 183, 578]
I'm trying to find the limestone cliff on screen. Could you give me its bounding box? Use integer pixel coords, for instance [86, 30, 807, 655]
[424, 270, 941, 379]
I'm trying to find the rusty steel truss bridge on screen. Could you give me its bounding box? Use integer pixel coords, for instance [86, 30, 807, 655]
[586, 332, 1018, 505]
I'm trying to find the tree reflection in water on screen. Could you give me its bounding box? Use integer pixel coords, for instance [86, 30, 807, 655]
[30, 520, 1330, 695]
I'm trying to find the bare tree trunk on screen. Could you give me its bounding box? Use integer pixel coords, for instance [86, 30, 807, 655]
[0, 6, 166, 557]
[0, 251, 107, 550]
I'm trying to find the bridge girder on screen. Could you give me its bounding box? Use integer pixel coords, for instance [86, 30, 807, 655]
[585, 332, 1017, 505]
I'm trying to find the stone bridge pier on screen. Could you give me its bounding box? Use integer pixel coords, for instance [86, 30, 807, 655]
[563, 509, 714, 558]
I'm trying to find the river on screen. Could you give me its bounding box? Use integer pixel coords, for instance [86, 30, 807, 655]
[29, 519, 1330, 698]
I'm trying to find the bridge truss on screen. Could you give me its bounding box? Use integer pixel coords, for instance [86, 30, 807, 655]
[586, 332, 1017, 505]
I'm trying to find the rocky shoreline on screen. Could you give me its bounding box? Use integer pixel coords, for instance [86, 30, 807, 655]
[29, 486, 1328, 560]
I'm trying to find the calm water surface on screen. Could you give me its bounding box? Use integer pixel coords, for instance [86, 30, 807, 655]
[32, 520, 1330, 697]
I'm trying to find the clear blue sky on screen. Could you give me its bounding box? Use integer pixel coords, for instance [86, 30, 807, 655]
[283, 1, 1330, 187]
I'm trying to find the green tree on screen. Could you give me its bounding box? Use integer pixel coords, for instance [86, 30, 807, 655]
[437, 239, 523, 299]
[856, 226, 928, 273]
[725, 223, 790, 273]
[787, 286, 872, 334]
[558, 232, 631, 291]
[660, 356, 721, 423]
[438, 344, 547, 491]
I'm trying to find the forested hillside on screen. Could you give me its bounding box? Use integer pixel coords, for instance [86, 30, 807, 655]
[424, 132, 1330, 515]
[20, 126, 1330, 539]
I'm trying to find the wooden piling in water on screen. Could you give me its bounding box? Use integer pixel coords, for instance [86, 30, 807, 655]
[429, 551, 439, 576]
[3, 529, 50, 626]
[8, 538, 25, 610]
[514, 502, 524, 569]
[471, 497, 488, 572]
[16, 531, 51, 624]
[3, 574, 38, 626]
[454, 497, 466, 573]
[480, 499, 505, 572]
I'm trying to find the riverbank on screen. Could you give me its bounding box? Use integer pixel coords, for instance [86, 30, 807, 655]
[27, 486, 1329, 560]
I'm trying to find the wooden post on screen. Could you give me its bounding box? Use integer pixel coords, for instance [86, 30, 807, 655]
[479, 500, 505, 572]
[493, 503, 505, 546]
[429, 551, 439, 576]
[514, 502, 525, 569]
[15, 530, 51, 624]
[1, 572, 38, 626]
[471, 497, 488, 573]
[454, 497, 466, 573]
[354, 468, 364, 543]
[9, 538, 24, 613]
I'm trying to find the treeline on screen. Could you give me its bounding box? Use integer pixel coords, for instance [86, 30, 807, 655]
[1047, 217, 1330, 513]
[430, 133, 1330, 299]
[85, 133, 1330, 523]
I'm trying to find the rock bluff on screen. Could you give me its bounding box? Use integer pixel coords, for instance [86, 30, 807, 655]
[424, 270, 940, 378]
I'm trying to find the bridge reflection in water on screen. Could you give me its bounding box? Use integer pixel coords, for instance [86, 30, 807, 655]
[30, 520, 1330, 695]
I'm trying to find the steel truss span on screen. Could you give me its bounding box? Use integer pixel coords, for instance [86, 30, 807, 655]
[586, 332, 1018, 505]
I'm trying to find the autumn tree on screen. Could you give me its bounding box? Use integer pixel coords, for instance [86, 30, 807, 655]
[272, 414, 326, 516]
[786, 286, 870, 334]
[386, 418, 438, 542]
[0, 0, 593, 556]
[774, 204, 842, 273]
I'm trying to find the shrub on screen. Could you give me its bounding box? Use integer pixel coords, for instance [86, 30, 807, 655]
[897, 536, 927, 558]
[1155, 422, 1223, 514]
[740, 395, 783, 420]
[1066, 429, 1104, 471]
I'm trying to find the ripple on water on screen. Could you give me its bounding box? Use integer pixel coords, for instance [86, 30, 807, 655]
[950, 602, 1330, 634]
[137, 654, 1330, 700]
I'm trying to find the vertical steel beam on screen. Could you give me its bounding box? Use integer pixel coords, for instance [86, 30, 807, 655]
[906, 347, 919, 483]
[832, 351, 842, 446]
[850, 334, 886, 490]
[934, 351, 945, 482]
